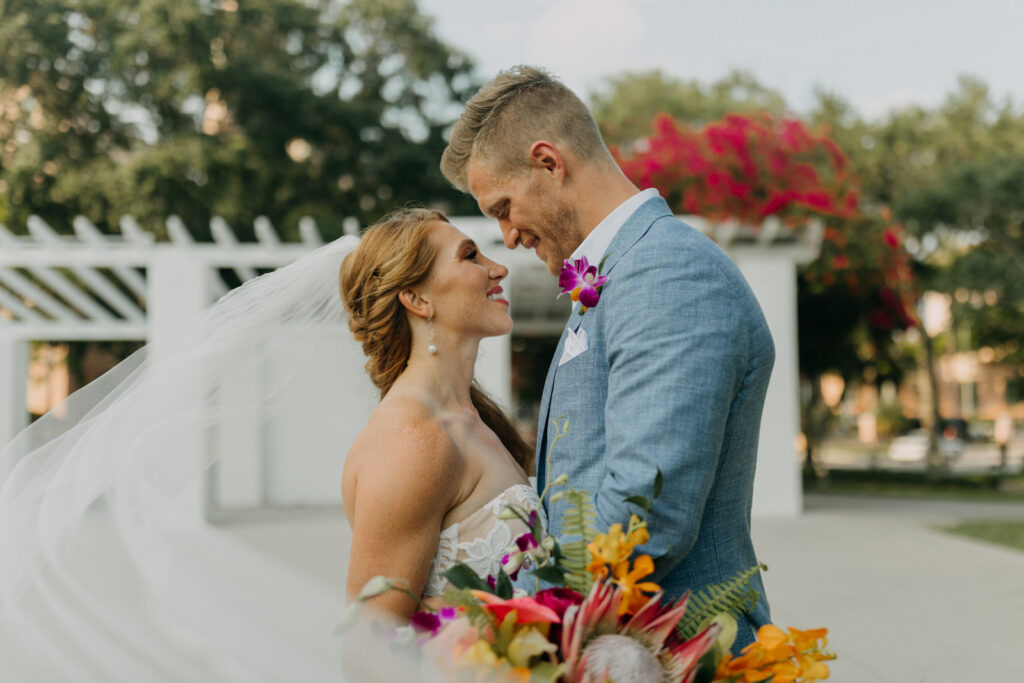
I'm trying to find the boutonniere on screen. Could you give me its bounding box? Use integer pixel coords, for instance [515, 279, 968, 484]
[558, 255, 609, 315]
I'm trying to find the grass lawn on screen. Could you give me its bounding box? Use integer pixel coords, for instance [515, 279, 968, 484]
[804, 469, 1024, 503]
[943, 520, 1024, 553]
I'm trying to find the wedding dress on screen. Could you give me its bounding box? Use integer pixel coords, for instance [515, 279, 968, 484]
[0, 235, 532, 682]
[423, 483, 540, 598]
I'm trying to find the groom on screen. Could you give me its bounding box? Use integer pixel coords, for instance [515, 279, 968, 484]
[441, 66, 773, 649]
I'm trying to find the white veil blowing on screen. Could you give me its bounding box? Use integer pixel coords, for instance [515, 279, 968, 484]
[0, 236, 429, 681]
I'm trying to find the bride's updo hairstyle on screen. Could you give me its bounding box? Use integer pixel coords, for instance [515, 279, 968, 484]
[339, 207, 532, 471]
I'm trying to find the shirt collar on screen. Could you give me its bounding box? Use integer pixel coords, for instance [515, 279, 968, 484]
[569, 188, 660, 267]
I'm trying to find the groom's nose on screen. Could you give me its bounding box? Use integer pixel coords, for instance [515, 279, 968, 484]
[499, 220, 520, 249]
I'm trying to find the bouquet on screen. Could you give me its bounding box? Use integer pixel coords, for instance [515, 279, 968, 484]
[350, 418, 834, 682]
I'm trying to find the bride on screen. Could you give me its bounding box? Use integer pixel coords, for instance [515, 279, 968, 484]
[0, 207, 538, 681]
[338, 208, 538, 616]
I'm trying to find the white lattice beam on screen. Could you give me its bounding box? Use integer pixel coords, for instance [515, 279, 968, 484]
[0, 323, 147, 341]
[27, 217, 146, 322]
[210, 217, 258, 282]
[254, 216, 280, 246]
[119, 215, 155, 244]
[73, 216, 148, 299]
[298, 216, 322, 246]
[0, 285, 46, 322]
[165, 215, 193, 245]
[0, 268, 81, 322]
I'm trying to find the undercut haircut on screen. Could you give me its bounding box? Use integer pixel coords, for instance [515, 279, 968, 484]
[441, 65, 612, 192]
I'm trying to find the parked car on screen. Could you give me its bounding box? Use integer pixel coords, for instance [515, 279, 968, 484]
[888, 429, 929, 462]
[887, 428, 965, 462]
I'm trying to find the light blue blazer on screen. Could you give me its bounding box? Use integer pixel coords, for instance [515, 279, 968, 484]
[535, 196, 773, 650]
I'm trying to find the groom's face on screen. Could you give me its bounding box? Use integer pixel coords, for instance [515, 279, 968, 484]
[466, 156, 583, 276]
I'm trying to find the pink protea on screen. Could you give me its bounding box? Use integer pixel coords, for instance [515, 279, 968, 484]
[562, 583, 720, 683]
[561, 581, 623, 674]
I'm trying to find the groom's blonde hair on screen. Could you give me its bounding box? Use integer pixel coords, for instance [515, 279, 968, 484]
[441, 65, 612, 192]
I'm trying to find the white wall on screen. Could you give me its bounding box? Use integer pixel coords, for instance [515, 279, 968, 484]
[0, 337, 29, 481]
[730, 249, 807, 518]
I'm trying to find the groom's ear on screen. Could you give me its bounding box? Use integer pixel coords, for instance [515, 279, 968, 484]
[398, 288, 432, 318]
[529, 141, 566, 181]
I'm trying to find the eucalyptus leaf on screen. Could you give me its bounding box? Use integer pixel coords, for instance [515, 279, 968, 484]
[624, 495, 652, 511]
[531, 564, 567, 584]
[441, 564, 492, 592]
[495, 567, 514, 599]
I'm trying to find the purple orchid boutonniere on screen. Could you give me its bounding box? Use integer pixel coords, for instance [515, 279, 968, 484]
[558, 255, 609, 315]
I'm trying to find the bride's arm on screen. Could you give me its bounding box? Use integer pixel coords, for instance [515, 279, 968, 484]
[344, 417, 463, 620]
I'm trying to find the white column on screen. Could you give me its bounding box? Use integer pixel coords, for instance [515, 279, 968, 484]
[731, 251, 803, 518]
[148, 250, 210, 523]
[212, 367, 264, 510]
[0, 336, 30, 481]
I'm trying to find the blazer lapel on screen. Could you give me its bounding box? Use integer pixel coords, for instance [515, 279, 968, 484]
[565, 195, 671, 333]
[597, 195, 673, 280]
[535, 324, 570, 486]
[536, 195, 673, 483]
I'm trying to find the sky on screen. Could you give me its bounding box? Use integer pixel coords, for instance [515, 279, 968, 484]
[418, 0, 1024, 119]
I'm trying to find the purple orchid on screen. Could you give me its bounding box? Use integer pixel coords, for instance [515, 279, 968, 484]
[514, 530, 539, 553]
[410, 606, 458, 636]
[558, 256, 609, 312]
[500, 527, 544, 580]
[500, 550, 525, 580]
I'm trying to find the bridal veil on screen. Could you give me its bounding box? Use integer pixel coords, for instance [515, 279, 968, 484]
[0, 236, 429, 681]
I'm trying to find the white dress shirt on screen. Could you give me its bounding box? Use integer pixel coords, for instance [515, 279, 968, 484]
[568, 188, 660, 311]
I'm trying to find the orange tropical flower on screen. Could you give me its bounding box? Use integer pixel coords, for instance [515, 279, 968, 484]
[789, 626, 828, 652]
[715, 624, 833, 683]
[585, 515, 649, 580]
[611, 554, 661, 616]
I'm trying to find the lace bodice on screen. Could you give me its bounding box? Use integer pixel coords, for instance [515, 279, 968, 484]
[422, 484, 542, 598]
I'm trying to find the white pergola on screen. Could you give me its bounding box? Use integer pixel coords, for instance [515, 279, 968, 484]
[1, 213, 819, 518]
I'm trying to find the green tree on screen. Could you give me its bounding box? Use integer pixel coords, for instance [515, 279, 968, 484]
[590, 69, 787, 148]
[0, 0, 478, 240]
[898, 155, 1024, 366]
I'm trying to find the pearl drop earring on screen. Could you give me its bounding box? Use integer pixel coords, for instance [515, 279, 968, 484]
[427, 316, 438, 355]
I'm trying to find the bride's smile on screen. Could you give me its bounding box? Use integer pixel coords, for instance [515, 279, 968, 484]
[416, 220, 513, 344]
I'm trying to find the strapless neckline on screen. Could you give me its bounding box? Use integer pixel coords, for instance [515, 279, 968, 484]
[440, 483, 537, 533]
[422, 483, 543, 598]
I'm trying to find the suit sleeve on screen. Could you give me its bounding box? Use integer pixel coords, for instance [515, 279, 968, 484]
[596, 234, 747, 580]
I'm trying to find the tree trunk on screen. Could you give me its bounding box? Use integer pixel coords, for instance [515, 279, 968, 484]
[923, 332, 943, 478]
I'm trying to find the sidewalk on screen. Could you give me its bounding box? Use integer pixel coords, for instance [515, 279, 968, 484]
[752, 494, 1024, 683]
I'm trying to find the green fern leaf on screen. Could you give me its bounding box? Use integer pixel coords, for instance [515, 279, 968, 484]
[559, 488, 598, 593]
[676, 563, 767, 640]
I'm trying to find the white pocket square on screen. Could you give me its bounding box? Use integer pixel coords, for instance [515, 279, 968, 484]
[558, 327, 589, 367]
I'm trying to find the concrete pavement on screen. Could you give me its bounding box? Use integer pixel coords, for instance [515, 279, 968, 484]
[752, 494, 1024, 683]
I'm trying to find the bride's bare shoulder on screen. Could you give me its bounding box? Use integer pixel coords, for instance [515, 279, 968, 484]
[343, 391, 462, 499]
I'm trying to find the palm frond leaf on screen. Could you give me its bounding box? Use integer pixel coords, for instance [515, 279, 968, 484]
[677, 563, 767, 640]
[559, 488, 598, 593]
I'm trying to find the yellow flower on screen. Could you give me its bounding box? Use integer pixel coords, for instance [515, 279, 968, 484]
[612, 554, 661, 616]
[506, 625, 558, 667]
[460, 640, 500, 668]
[586, 516, 650, 579]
